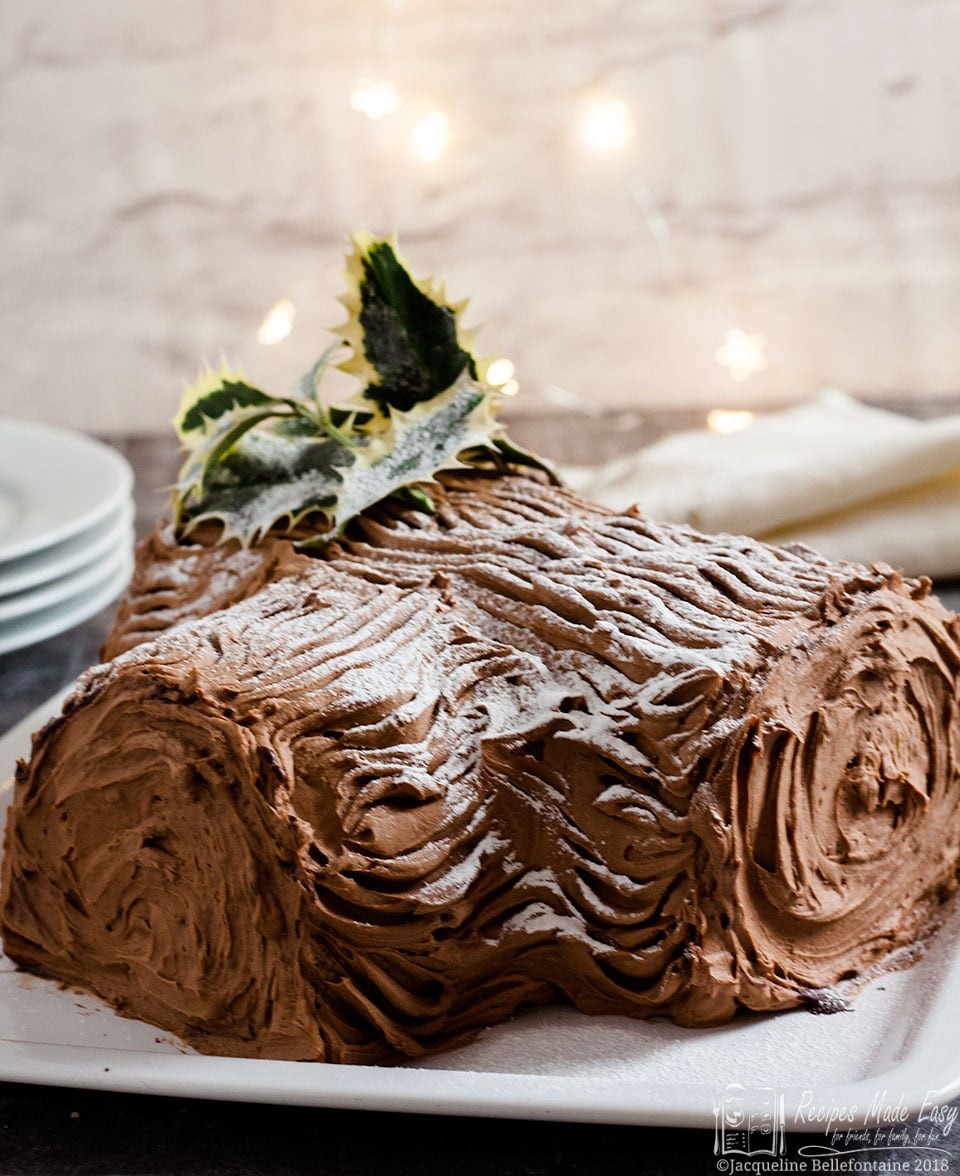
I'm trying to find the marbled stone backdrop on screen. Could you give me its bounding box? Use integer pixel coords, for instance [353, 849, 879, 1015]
[1, 0, 958, 434]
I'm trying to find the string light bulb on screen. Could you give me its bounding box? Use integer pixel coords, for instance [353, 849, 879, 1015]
[485, 358, 519, 396]
[350, 78, 401, 120]
[486, 358, 515, 386]
[706, 409, 755, 434]
[715, 329, 767, 382]
[575, 94, 633, 155]
[257, 299, 296, 346]
[411, 111, 451, 162]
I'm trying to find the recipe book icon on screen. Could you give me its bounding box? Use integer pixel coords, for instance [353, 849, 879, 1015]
[714, 1084, 786, 1157]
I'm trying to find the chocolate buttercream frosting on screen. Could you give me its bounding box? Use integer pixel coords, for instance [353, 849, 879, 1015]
[4, 471, 960, 1061]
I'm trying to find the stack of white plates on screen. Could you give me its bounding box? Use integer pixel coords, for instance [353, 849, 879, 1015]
[0, 421, 135, 657]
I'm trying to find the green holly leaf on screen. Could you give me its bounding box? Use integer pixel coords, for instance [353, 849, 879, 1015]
[394, 485, 436, 515]
[491, 436, 559, 480]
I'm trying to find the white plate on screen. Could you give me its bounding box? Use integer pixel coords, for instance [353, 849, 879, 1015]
[1, 693, 959, 1126]
[0, 421, 133, 565]
[0, 554, 133, 657]
[0, 538, 132, 624]
[0, 499, 134, 599]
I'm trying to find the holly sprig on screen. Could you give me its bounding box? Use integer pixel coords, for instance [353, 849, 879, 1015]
[172, 231, 554, 547]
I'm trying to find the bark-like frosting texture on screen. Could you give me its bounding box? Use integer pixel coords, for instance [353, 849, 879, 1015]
[4, 473, 960, 1061]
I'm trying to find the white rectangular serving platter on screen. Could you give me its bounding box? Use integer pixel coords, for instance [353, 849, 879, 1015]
[1, 689, 959, 1128]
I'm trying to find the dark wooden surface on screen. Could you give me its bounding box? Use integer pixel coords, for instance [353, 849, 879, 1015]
[2, 426, 960, 1175]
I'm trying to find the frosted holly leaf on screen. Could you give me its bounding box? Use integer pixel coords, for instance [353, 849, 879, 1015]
[326, 371, 501, 535]
[182, 430, 347, 546]
[173, 231, 558, 548]
[174, 403, 286, 524]
[172, 366, 333, 528]
[185, 372, 506, 546]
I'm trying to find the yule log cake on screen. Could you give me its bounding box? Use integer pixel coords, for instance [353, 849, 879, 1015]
[3, 236, 960, 1065]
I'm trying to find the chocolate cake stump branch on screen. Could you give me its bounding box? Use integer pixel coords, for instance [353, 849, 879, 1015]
[3, 470, 960, 1062]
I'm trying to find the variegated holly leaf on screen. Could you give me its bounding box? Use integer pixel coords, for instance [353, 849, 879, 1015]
[326, 371, 499, 535]
[175, 367, 274, 440]
[172, 367, 330, 527]
[338, 231, 477, 416]
[181, 431, 346, 546]
[175, 403, 284, 520]
[173, 232, 558, 547]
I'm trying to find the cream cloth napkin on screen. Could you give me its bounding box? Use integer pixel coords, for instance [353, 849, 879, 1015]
[563, 390, 960, 579]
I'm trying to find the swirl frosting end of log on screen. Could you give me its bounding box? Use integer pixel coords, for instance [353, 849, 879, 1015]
[3, 472, 960, 1061]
